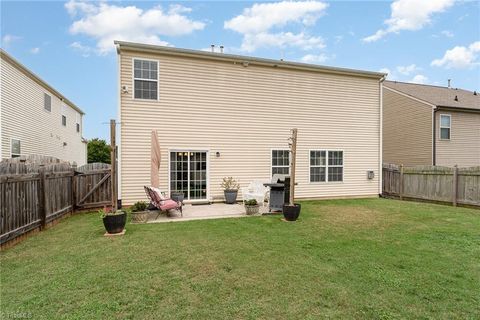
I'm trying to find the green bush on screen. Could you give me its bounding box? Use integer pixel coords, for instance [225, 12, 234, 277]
[244, 199, 258, 206]
[131, 201, 148, 212]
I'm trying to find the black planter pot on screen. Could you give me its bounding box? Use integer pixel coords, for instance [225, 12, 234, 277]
[224, 190, 238, 204]
[103, 211, 127, 234]
[283, 204, 301, 221]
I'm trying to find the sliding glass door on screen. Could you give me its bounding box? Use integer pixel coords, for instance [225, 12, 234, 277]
[170, 151, 208, 200]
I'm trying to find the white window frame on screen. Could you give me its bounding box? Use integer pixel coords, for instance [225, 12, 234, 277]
[439, 114, 451, 141]
[167, 148, 210, 203]
[309, 149, 344, 183]
[271, 149, 290, 176]
[309, 150, 327, 183]
[10, 138, 21, 158]
[61, 105, 67, 127]
[44, 92, 52, 112]
[75, 113, 81, 133]
[132, 57, 159, 101]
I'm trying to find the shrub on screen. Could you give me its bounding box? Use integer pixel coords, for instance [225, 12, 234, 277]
[131, 201, 148, 212]
[221, 177, 240, 191]
[244, 199, 258, 206]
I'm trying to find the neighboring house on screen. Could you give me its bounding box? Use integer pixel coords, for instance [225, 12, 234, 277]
[115, 41, 385, 205]
[0, 49, 87, 165]
[383, 81, 480, 167]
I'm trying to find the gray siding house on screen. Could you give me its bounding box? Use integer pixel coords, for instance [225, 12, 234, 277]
[383, 81, 480, 167]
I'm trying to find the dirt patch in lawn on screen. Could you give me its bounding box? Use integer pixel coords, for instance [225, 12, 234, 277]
[320, 206, 396, 230]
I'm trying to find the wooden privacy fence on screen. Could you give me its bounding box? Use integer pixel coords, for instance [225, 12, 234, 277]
[0, 161, 111, 245]
[382, 163, 480, 207]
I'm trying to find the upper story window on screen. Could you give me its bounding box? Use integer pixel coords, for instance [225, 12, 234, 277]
[310, 150, 344, 182]
[62, 106, 67, 127]
[76, 113, 81, 133]
[11, 139, 21, 158]
[44, 93, 51, 112]
[133, 59, 158, 100]
[272, 149, 290, 176]
[440, 114, 451, 140]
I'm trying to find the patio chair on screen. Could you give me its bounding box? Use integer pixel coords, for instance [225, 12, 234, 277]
[241, 180, 268, 207]
[144, 186, 183, 217]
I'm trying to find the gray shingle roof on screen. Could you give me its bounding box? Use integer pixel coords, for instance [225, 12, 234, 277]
[384, 81, 479, 110]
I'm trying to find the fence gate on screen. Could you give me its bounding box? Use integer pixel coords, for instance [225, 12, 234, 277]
[75, 163, 112, 209]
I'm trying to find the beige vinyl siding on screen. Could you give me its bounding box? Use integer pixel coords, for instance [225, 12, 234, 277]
[435, 111, 480, 167]
[1, 55, 86, 165]
[119, 50, 381, 205]
[382, 88, 433, 166]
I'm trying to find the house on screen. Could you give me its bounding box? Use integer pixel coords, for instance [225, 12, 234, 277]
[0, 49, 86, 165]
[115, 41, 385, 205]
[383, 81, 480, 167]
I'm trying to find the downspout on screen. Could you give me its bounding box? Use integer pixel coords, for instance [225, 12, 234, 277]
[379, 75, 386, 195]
[116, 44, 122, 202]
[432, 107, 437, 165]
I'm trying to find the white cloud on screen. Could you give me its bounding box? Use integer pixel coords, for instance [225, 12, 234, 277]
[363, 0, 455, 42]
[70, 41, 94, 57]
[441, 30, 454, 37]
[409, 74, 429, 84]
[30, 47, 40, 54]
[301, 53, 328, 64]
[2, 34, 21, 47]
[65, 1, 205, 55]
[431, 41, 480, 69]
[224, 1, 328, 52]
[396, 64, 420, 75]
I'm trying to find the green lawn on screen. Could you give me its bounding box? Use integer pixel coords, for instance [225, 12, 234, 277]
[1, 199, 479, 319]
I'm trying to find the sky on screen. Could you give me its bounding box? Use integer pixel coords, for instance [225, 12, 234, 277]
[1, 0, 479, 140]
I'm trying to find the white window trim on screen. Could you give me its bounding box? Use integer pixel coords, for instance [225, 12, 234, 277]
[167, 148, 210, 203]
[61, 105, 67, 127]
[43, 92, 52, 113]
[439, 114, 451, 141]
[132, 57, 160, 101]
[10, 138, 21, 158]
[75, 113, 81, 133]
[309, 149, 344, 183]
[270, 148, 290, 177]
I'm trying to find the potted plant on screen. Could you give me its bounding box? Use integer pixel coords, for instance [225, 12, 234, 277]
[100, 206, 127, 234]
[244, 199, 259, 215]
[130, 201, 149, 223]
[283, 128, 301, 221]
[221, 177, 240, 204]
[171, 192, 185, 204]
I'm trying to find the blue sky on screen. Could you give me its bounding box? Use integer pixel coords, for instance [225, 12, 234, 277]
[2, 0, 479, 140]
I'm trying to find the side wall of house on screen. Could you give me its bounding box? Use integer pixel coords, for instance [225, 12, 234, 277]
[435, 111, 480, 167]
[382, 88, 433, 166]
[0, 56, 86, 165]
[119, 50, 381, 205]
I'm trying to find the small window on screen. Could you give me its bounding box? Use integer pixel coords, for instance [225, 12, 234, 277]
[272, 149, 290, 176]
[11, 139, 21, 158]
[75, 113, 81, 133]
[310, 151, 326, 182]
[44, 93, 51, 112]
[133, 59, 158, 100]
[310, 150, 343, 182]
[328, 151, 343, 182]
[440, 114, 451, 140]
[62, 115, 67, 126]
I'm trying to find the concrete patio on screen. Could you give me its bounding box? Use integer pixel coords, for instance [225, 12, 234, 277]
[146, 203, 271, 223]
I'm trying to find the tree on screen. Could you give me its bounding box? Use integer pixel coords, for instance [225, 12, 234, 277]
[87, 138, 111, 164]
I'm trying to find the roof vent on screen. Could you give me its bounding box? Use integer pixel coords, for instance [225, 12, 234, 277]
[448, 79, 451, 88]
[220, 45, 224, 53]
[474, 91, 477, 96]
[454, 95, 458, 102]
[210, 44, 215, 53]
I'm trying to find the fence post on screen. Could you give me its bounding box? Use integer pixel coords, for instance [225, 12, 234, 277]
[399, 164, 404, 200]
[452, 165, 458, 207]
[71, 168, 76, 213]
[38, 167, 46, 229]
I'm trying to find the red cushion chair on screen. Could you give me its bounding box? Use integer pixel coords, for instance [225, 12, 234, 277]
[144, 186, 183, 217]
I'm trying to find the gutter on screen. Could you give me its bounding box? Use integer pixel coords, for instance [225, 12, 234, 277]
[114, 41, 386, 80]
[379, 75, 386, 195]
[433, 108, 437, 165]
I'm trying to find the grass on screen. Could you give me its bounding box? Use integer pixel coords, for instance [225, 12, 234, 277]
[1, 198, 479, 319]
